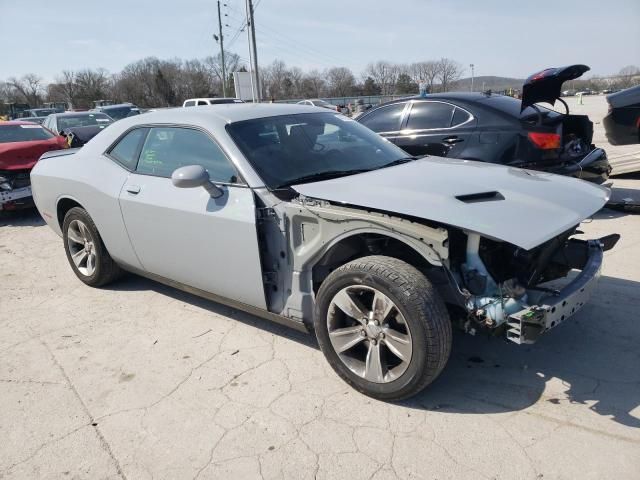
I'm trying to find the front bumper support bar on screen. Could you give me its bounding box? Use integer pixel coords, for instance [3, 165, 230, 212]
[506, 240, 604, 344]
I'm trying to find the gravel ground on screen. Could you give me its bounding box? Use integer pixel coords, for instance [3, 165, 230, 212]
[1, 178, 639, 480]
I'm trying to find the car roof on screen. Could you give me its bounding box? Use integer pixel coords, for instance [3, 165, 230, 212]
[118, 103, 325, 127]
[51, 111, 111, 117]
[99, 103, 136, 109]
[185, 97, 240, 102]
[384, 92, 508, 104]
[0, 120, 43, 126]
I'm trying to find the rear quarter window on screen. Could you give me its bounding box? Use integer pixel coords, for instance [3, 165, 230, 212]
[108, 128, 148, 169]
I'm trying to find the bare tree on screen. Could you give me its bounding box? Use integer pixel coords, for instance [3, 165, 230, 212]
[364, 61, 399, 95]
[436, 58, 463, 92]
[302, 69, 326, 98]
[205, 51, 244, 92]
[326, 67, 356, 97]
[53, 71, 79, 106]
[7, 74, 43, 105]
[409, 61, 439, 93]
[182, 59, 214, 99]
[618, 65, 640, 88]
[261, 59, 289, 100]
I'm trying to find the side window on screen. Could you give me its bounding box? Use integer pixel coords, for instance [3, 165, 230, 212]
[451, 107, 472, 127]
[359, 103, 406, 132]
[108, 128, 148, 170]
[184, 100, 196, 107]
[405, 102, 455, 130]
[137, 127, 238, 183]
[197, 100, 208, 106]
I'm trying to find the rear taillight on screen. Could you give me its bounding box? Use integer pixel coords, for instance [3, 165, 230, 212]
[528, 132, 560, 150]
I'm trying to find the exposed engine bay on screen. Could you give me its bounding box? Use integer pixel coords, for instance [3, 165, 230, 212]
[450, 228, 619, 343]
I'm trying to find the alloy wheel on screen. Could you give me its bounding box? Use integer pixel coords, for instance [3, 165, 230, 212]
[327, 285, 413, 383]
[66, 219, 97, 276]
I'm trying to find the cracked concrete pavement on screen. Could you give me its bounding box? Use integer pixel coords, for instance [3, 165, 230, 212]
[1, 177, 639, 479]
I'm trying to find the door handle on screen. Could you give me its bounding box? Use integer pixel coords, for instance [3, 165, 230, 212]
[443, 136, 463, 144]
[125, 185, 141, 194]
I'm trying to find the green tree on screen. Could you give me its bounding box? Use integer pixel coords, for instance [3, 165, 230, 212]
[395, 73, 418, 94]
[362, 77, 381, 95]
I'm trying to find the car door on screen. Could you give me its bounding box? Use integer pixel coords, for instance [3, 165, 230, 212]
[357, 102, 408, 141]
[118, 125, 267, 309]
[393, 101, 475, 157]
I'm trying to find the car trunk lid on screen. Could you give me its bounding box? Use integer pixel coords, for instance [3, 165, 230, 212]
[521, 64, 590, 111]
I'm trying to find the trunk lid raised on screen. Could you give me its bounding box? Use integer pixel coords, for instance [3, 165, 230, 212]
[521, 65, 590, 111]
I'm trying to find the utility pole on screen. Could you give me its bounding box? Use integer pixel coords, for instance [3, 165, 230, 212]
[216, 0, 227, 97]
[470, 64, 475, 92]
[245, 0, 260, 102]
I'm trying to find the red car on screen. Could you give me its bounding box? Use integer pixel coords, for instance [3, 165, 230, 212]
[0, 121, 67, 211]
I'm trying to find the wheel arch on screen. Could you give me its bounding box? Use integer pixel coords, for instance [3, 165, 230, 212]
[310, 230, 441, 293]
[56, 196, 86, 229]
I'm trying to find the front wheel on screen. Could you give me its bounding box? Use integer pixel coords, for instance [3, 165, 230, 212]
[314, 255, 452, 401]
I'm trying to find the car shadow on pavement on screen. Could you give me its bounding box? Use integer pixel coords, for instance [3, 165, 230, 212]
[108, 272, 639, 429]
[404, 274, 640, 429]
[0, 208, 45, 227]
[106, 274, 317, 349]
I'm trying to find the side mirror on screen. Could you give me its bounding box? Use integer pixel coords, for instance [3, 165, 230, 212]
[171, 165, 224, 198]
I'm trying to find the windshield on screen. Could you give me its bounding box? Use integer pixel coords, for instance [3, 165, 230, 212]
[30, 109, 56, 117]
[226, 112, 410, 189]
[57, 113, 113, 131]
[103, 106, 138, 120]
[0, 124, 54, 143]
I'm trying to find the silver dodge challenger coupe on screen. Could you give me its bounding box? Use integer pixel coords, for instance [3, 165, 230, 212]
[31, 104, 619, 400]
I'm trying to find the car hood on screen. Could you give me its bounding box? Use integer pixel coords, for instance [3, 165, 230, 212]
[292, 157, 610, 250]
[0, 138, 66, 170]
[522, 64, 590, 110]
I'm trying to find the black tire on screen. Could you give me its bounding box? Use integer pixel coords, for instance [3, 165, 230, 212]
[62, 207, 123, 287]
[314, 255, 452, 401]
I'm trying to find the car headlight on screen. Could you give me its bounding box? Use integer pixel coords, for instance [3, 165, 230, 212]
[0, 176, 11, 191]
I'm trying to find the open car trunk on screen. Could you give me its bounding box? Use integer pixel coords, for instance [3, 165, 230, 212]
[513, 65, 611, 183]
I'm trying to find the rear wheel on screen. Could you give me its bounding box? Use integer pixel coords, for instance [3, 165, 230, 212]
[314, 255, 452, 401]
[62, 207, 122, 287]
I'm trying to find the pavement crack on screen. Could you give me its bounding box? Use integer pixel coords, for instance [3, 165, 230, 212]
[38, 337, 128, 480]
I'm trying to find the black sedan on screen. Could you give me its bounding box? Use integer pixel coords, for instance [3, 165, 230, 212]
[42, 112, 114, 147]
[603, 85, 640, 145]
[357, 65, 611, 184]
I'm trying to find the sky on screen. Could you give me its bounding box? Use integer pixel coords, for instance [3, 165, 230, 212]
[1, 0, 638, 82]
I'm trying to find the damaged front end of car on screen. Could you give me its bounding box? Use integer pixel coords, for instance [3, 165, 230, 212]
[452, 229, 620, 344]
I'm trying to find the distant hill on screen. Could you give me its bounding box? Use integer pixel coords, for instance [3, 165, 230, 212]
[453, 75, 525, 92]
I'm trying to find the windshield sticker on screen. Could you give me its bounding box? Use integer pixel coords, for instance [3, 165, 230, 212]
[19, 124, 42, 129]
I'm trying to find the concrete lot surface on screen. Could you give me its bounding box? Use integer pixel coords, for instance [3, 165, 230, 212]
[1, 178, 639, 480]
